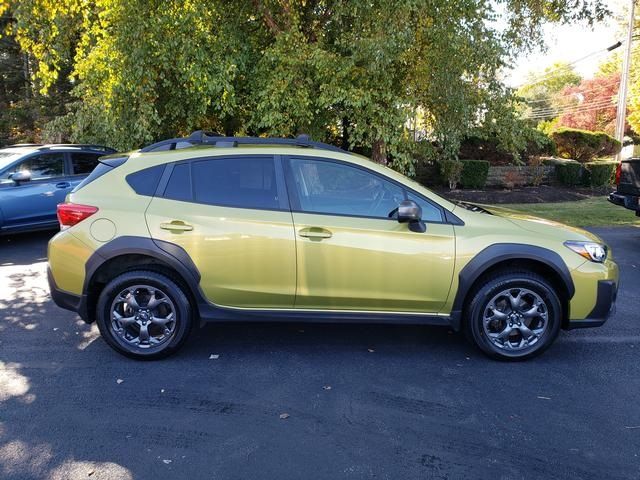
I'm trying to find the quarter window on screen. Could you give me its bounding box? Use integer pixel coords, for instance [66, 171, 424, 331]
[287, 158, 406, 218]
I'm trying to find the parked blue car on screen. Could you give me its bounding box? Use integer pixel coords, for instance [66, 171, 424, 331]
[0, 144, 116, 234]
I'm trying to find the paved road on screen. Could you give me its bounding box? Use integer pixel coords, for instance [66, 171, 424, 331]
[0, 228, 639, 480]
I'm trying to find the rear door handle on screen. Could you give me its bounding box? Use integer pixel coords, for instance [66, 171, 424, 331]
[55, 182, 71, 189]
[160, 221, 193, 232]
[298, 227, 332, 239]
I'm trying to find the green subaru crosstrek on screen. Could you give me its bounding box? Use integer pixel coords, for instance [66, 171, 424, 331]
[47, 131, 618, 360]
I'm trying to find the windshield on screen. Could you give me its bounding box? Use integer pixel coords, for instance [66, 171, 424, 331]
[0, 152, 23, 172]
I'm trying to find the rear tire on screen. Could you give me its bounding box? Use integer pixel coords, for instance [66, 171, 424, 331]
[464, 271, 562, 361]
[96, 270, 194, 360]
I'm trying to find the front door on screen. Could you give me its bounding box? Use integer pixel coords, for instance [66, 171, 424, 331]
[145, 155, 297, 309]
[284, 156, 455, 313]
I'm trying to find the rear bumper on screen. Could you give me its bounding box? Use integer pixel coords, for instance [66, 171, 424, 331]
[47, 267, 91, 322]
[567, 280, 617, 329]
[609, 191, 640, 214]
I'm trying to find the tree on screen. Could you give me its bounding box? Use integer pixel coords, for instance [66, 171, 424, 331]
[517, 61, 582, 119]
[555, 73, 621, 135]
[1, 0, 611, 167]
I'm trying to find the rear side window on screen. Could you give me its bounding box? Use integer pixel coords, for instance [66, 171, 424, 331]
[162, 156, 280, 210]
[192, 157, 278, 209]
[163, 163, 192, 202]
[71, 152, 102, 175]
[126, 164, 165, 196]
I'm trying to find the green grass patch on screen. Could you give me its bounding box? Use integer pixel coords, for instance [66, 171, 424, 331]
[502, 197, 640, 227]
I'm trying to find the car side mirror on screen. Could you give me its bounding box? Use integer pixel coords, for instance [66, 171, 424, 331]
[397, 200, 426, 233]
[10, 170, 31, 184]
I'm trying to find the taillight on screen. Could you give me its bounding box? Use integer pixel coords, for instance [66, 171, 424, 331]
[615, 163, 622, 185]
[57, 203, 98, 229]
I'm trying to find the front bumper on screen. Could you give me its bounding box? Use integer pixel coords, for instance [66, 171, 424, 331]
[567, 279, 617, 329]
[47, 267, 91, 322]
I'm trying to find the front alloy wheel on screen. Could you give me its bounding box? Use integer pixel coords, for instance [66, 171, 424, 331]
[466, 271, 561, 360]
[482, 287, 548, 351]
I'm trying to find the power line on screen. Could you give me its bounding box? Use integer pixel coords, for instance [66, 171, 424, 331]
[515, 41, 626, 90]
[519, 44, 640, 105]
[527, 99, 617, 117]
[524, 95, 640, 119]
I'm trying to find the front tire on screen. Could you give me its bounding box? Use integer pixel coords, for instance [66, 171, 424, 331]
[96, 270, 194, 360]
[464, 271, 562, 361]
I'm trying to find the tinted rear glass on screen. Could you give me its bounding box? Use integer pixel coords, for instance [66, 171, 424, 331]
[71, 152, 102, 175]
[163, 163, 192, 202]
[191, 157, 278, 209]
[126, 164, 165, 196]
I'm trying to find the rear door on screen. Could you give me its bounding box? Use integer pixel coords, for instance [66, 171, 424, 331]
[145, 155, 297, 309]
[284, 156, 456, 313]
[0, 152, 70, 229]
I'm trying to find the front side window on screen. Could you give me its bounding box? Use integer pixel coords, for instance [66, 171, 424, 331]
[0, 153, 65, 183]
[287, 158, 406, 218]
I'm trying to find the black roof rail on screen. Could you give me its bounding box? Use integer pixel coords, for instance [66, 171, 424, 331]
[140, 130, 345, 153]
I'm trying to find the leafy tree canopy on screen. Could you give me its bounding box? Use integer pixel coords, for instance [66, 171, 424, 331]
[1, 0, 610, 168]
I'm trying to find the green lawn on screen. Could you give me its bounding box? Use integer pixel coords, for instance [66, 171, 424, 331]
[503, 198, 640, 227]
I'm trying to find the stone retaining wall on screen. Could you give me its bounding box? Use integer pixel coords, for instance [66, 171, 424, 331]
[485, 165, 555, 188]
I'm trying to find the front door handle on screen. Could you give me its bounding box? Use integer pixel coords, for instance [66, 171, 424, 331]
[160, 221, 193, 232]
[55, 182, 71, 189]
[298, 227, 332, 239]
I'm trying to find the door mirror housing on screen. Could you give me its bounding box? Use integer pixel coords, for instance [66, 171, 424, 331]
[10, 170, 31, 184]
[397, 200, 426, 233]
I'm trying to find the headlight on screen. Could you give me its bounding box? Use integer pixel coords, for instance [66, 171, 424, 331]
[564, 241, 608, 263]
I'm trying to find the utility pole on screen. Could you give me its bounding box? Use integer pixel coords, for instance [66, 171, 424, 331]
[615, 0, 636, 161]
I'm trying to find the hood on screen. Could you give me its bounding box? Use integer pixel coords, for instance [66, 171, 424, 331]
[480, 204, 604, 243]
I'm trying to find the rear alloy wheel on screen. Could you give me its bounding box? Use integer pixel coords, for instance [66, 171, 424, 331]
[96, 271, 193, 359]
[465, 272, 561, 360]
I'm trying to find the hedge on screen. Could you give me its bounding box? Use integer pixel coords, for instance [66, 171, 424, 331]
[551, 128, 621, 163]
[460, 160, 489, 189]
[555, 162, 583, 186]
[554, 161, 616, 187]
[584, 162, 617, 187]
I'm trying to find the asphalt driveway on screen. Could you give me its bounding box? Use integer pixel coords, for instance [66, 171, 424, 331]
[0, 227, 639, 480]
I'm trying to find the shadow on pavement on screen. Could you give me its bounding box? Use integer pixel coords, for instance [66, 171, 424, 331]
[0, 228, 639, 479]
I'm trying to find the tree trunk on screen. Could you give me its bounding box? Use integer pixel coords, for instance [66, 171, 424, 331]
[371, 139, 387, 165]
[341, 116, 350, 150]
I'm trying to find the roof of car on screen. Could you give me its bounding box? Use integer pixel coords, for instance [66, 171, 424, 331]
[0, 144, 116, 154]
[140, 131, 345, 154]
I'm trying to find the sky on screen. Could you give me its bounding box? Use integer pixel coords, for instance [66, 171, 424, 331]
[505, 0, 629, 88]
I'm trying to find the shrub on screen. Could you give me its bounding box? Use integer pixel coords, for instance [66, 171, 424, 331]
[555, 162, 583, 186]
[551, 128, 621, 162]
[457, 128, 555, 165]
[439, 160, 463, 190]
[460, 160, 489, 189]
[523, 127, 557, 158]
[584, 162, 617, 187]
[412, 141, 443, 187]
[528, 156, 545, 186]
[501, 169, 524, 189]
